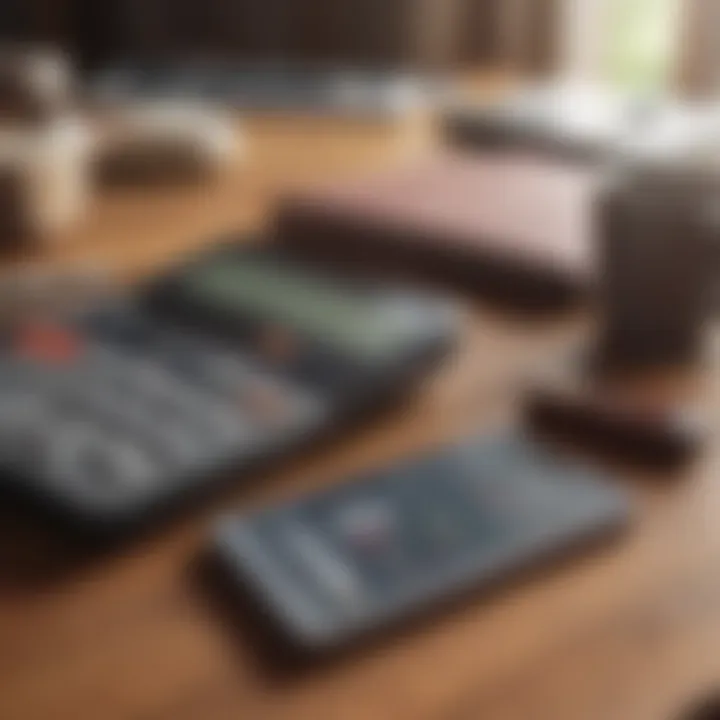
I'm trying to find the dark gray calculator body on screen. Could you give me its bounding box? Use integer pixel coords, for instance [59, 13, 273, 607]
[0, 242, 456, 532]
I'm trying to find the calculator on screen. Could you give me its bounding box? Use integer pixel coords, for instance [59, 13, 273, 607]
[215, 433, 630, 651]
[0, 242, 456, 532]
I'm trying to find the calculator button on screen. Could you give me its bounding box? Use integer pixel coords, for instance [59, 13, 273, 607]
[49, 428, 156, 490]
[133, 359, 177, 387]
[181, 352, 251, 392]
[62, 362, 224, 465]
[146, 419, 218, 465]
[0, 392, 47, 423]
[242, 381, 293, 425]
[0, 393, 52, 439]
[14, 324, 83, 364]
[77, 346, 141, 396]
[257, 326, 299, 365]
[92, 442, 156, 488]
[160, 347, 208, 382]
[47, 425, 103, 473]
[97, 360, 197, 422]
[131, 362, 216, 414]
[0, 418, 51, 465]
[84, 310, 155, 350]
[195, 406, 253, 447]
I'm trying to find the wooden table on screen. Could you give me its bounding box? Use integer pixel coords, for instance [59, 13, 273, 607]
[2, 106, 720, 720]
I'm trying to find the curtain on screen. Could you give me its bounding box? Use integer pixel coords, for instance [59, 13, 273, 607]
[675, 0, 720, 97]
[457, 0, 562, 74]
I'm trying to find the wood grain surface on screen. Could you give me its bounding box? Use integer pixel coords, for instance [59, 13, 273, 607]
[1, 98, 719, 720]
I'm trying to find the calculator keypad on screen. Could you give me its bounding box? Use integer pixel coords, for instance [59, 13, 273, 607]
[0, 309, 327, 515]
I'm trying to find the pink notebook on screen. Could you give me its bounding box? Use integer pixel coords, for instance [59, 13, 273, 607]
[276, 151, 599, 308]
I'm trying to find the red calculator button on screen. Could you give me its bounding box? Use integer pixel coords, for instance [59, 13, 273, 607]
[15, 324, 83, 364]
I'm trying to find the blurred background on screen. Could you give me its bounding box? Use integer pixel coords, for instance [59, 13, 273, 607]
[0, 0, 706, 86]
[0, 0, 711, 91]
[3, 3, 720, 720]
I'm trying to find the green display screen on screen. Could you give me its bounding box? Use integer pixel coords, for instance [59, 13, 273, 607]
[185, 257, 418, 360]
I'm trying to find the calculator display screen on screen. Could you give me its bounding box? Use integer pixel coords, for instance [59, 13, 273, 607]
[183, 257, 418, 360]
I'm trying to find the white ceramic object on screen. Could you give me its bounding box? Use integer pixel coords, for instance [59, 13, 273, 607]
[95, 101, 241, 183]
[0, 44, 74, 123]
[0, 116, 93, 242]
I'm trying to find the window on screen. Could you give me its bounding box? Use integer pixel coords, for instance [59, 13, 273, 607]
[560, 0, 682, 92]
[602, 0, 680, 91]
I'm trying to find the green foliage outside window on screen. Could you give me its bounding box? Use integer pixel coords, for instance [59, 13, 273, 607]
[602, 0, 679, 91]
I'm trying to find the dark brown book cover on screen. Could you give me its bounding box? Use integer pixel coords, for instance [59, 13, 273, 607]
[276, 151, 599, 308]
